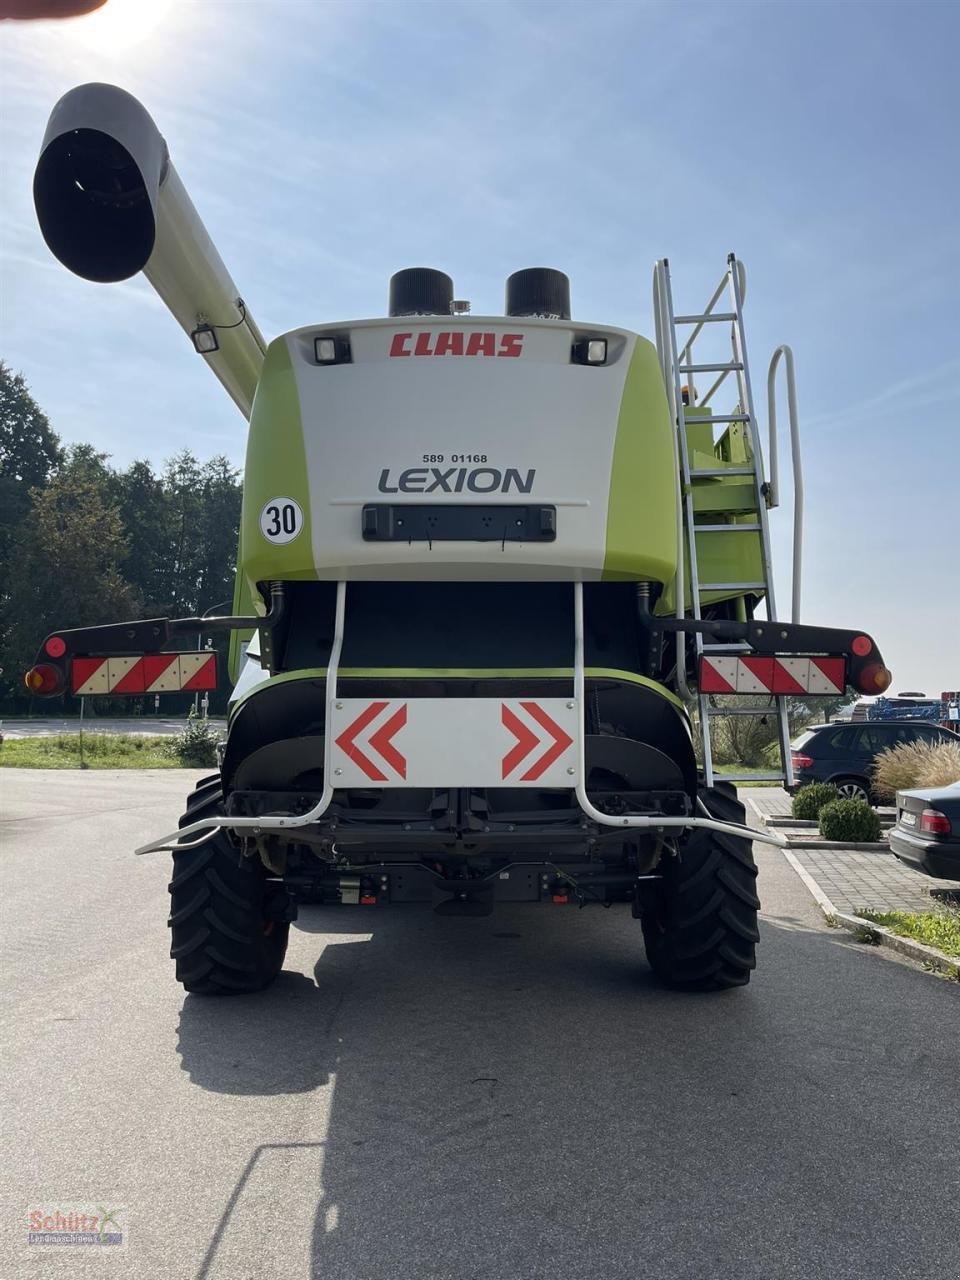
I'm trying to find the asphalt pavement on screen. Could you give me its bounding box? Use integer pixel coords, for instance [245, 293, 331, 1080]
[2, 770, 958, 1279]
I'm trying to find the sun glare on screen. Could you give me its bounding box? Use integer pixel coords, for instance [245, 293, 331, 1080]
[68, 0, 179, 53]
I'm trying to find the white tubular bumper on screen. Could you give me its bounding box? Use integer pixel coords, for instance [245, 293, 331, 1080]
[135, 581, 348, 856]
[570, 583, 785, 849]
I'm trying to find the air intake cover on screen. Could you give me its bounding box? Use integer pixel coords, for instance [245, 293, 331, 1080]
[505, 268, 571, 320]
[388, 267, 454, 317]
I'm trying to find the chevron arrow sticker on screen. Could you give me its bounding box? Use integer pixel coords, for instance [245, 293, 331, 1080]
[502, 701, 574, 781]
[329, 697, 579, 788]
[334, 701, 407, 782]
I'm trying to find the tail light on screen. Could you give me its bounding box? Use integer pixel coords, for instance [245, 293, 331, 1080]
[791, 752, 814, 770]
[919, 808, 952, 836]
[24, 663, 64, 695]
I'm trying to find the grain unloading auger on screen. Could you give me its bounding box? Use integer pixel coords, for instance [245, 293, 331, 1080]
[26, 84, 892, 993]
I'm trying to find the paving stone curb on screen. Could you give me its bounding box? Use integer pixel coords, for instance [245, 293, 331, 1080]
[782, 838, 890, 852]
[781, 848, 959, 980]
[764, 816, 895, 830]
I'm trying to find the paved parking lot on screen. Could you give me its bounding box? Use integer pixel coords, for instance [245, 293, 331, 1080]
[2, 770, 959, 1279]
[744, 789, 958, 914]
[786, 844, 958, 913]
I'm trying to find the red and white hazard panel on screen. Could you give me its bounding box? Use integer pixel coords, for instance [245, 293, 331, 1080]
[699, 655, 846, 696]
[329, 698, 579, 788]
[70, 653, 217, 696]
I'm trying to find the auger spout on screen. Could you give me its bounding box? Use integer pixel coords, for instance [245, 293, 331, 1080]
[34, 82, 265, 417]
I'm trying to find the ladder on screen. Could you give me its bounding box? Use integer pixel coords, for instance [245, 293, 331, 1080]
[653, 254, 794, 788]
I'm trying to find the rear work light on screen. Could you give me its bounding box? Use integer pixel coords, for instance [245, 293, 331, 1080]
[24, 663, 63, 695]
[571, 338, 607, 365]
[919, 808, 952, 836]
[190, 324, 219, 354]
[791, 752, 814, 770]
[314, 335, 351, 365]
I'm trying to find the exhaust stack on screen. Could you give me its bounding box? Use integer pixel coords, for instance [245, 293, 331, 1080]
[34, 83, 266, 418]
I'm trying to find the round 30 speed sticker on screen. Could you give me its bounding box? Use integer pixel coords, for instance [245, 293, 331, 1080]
[259, 496, 304, 545]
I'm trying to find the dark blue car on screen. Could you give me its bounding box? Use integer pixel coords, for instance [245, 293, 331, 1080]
[789, 720, 960, 803]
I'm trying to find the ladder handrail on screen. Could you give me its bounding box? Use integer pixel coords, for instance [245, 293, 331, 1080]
[766, 344, 804, 624]
[652, 259, 696, 706]
[726, 254, 778, 623]
[651, 259, 674, 401]
[651, 253, 796, 788]
[677, 260, 746, 406]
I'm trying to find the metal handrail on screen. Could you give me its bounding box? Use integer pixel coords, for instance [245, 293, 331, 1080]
[653, 259, 695, 705]
[135, 580, 348, 854]
[766, 344, 804, 623]
[572, 583, 786, 847]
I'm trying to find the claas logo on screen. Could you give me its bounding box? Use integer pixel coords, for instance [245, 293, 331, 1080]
[389, 331, 524, 358]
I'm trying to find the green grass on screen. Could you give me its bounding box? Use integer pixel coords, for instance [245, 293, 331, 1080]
[0, 732, 180, 769]
[856, 908, 960, 959]
[711, 765, 783, 788]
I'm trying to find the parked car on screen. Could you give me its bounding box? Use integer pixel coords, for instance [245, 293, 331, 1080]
[889, 783, 960, 881]
[789, 720, 960, 802]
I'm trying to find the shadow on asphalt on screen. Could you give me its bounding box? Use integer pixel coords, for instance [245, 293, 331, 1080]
[176, 905, 959, 1280]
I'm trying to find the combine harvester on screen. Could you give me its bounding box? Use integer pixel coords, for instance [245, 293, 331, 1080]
[25, 84, 892, 993]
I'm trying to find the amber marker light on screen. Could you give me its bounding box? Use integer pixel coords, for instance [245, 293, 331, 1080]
[856, 663, 892, 694]
[24, 664, 63, 695]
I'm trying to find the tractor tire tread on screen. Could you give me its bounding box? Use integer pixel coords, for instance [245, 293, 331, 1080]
[167, 784, 289, 996]
[641, 784, 760, 991]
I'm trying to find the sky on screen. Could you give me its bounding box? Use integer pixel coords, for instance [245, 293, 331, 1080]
[0, 0, 957, 697]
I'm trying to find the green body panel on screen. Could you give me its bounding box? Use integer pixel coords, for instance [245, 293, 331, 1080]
[239, 338, 314, 598]
[683, 406, 715, 459]
[692, 481, 757, 515]
[229, 339, 313, 680]
[693, 527, 763, 587]
[658, 406, 766, 614]
[602, 338, 677, 582]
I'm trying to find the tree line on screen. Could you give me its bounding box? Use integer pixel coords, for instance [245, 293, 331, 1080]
[0, 361, 241, 714]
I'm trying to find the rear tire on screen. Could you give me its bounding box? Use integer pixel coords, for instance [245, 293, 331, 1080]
[640, 783, 760, 991]
[168, 782, 290, 995]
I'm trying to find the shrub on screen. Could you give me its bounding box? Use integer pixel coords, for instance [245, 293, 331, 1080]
[872, 740, 960, 802]
[791, 782, 840, 820]
[165, 708, 223, 767]
[818, 798, 881, 843]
